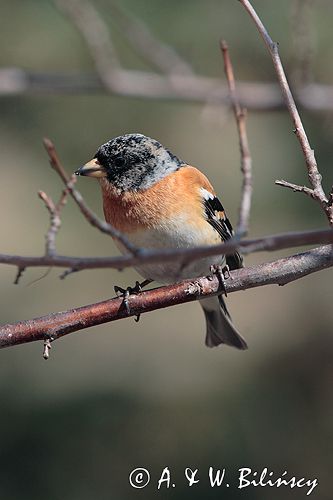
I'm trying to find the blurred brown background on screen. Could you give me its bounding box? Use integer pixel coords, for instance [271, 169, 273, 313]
[0, 1, 332, 499]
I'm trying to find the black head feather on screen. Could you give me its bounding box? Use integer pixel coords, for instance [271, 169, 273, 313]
[95, 133, 183, 191]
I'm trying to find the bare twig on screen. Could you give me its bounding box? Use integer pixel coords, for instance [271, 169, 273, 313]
[109, 2, 194, 76]
[0, 228, 332, 275]
[0, 1, 328, 111]
[38, 189, 68, 256]
[43, 338, 52, 360]
[220, 40, 252, 236]
[3, 67, 333, 112]
[43, 138, 139, 255]
[59, 268, 79, 280]
[275, 179, 315, 198]
[239, 0, 333, 226]
[0, 245, 331, 350]
[54, 0, 120, 88]
[14, 267, 26, 285]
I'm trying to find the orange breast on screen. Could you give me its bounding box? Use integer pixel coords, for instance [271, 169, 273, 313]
[100, 166, 216, 234]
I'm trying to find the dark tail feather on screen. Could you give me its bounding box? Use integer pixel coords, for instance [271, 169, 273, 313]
[200, 296, 248, 349]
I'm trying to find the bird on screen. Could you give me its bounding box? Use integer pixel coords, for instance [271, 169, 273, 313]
[75, 133, 247, 349]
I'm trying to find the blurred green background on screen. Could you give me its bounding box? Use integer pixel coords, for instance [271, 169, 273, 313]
[0, 0, 332, 499]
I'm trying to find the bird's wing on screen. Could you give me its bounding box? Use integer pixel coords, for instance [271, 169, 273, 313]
[200, 187, 243, 270]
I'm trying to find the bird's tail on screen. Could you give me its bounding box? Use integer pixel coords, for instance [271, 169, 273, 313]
[200, 296, 248, 349]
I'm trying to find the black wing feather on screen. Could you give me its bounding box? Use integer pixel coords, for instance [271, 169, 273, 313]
[204, 196, 243, 270]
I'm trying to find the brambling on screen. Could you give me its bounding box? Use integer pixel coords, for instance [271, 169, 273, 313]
[75, 133, 247, 349]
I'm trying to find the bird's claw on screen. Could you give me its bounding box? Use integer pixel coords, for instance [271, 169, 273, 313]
[222, 264, 232, 280]
[114, 280, 139, 296]
[114, 286, 131, 316]
[114, 279, 152, 321]
[209, 264, 230, 296]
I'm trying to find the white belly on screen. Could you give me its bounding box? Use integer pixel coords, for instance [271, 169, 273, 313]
[117, 216, 224, 283]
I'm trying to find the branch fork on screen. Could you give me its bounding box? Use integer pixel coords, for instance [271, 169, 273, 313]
[239, 0, 333, 226]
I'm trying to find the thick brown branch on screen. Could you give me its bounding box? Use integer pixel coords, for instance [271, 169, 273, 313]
[0, 245, 331, 350]
[1, 228, 333, 274]
[221, 40, 253, 236]
[43, 138, 139, 255]
[239, 0, 333, 226]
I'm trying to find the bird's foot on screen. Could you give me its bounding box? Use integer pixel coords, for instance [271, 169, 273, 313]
[114, 279, 153, 321]
[209, 264, 230, 296]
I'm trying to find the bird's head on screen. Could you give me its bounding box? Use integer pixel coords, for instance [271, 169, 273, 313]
[75, 133, 183, 191]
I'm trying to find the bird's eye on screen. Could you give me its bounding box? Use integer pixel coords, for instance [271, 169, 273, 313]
[95, 153, 105, 166]
[114, 157, 125, 169]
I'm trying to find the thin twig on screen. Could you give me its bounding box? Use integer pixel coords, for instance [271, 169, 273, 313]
[0, 245, 332, 350]
[275, 180, 315, 198]
[43, 338, 52, 360]
[109, 2, 194, 76]
[38, 189, 68, 256]
[14, 267, 26, 285]
[0, 1, 330, 111]
[43, 138, 140, 255]
[0, 228, 332, 274]
[239, 0, 333, 226]
[54, 0, 120, 89]
[59, 268, 79, 280]
[220, 40, 253, 236]
[3, 67, 333, 111]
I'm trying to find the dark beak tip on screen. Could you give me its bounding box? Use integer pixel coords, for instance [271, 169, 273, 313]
[74, 168, 83, 176]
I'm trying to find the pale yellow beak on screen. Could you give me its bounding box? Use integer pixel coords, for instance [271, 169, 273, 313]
[75, 158, 106, 178]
